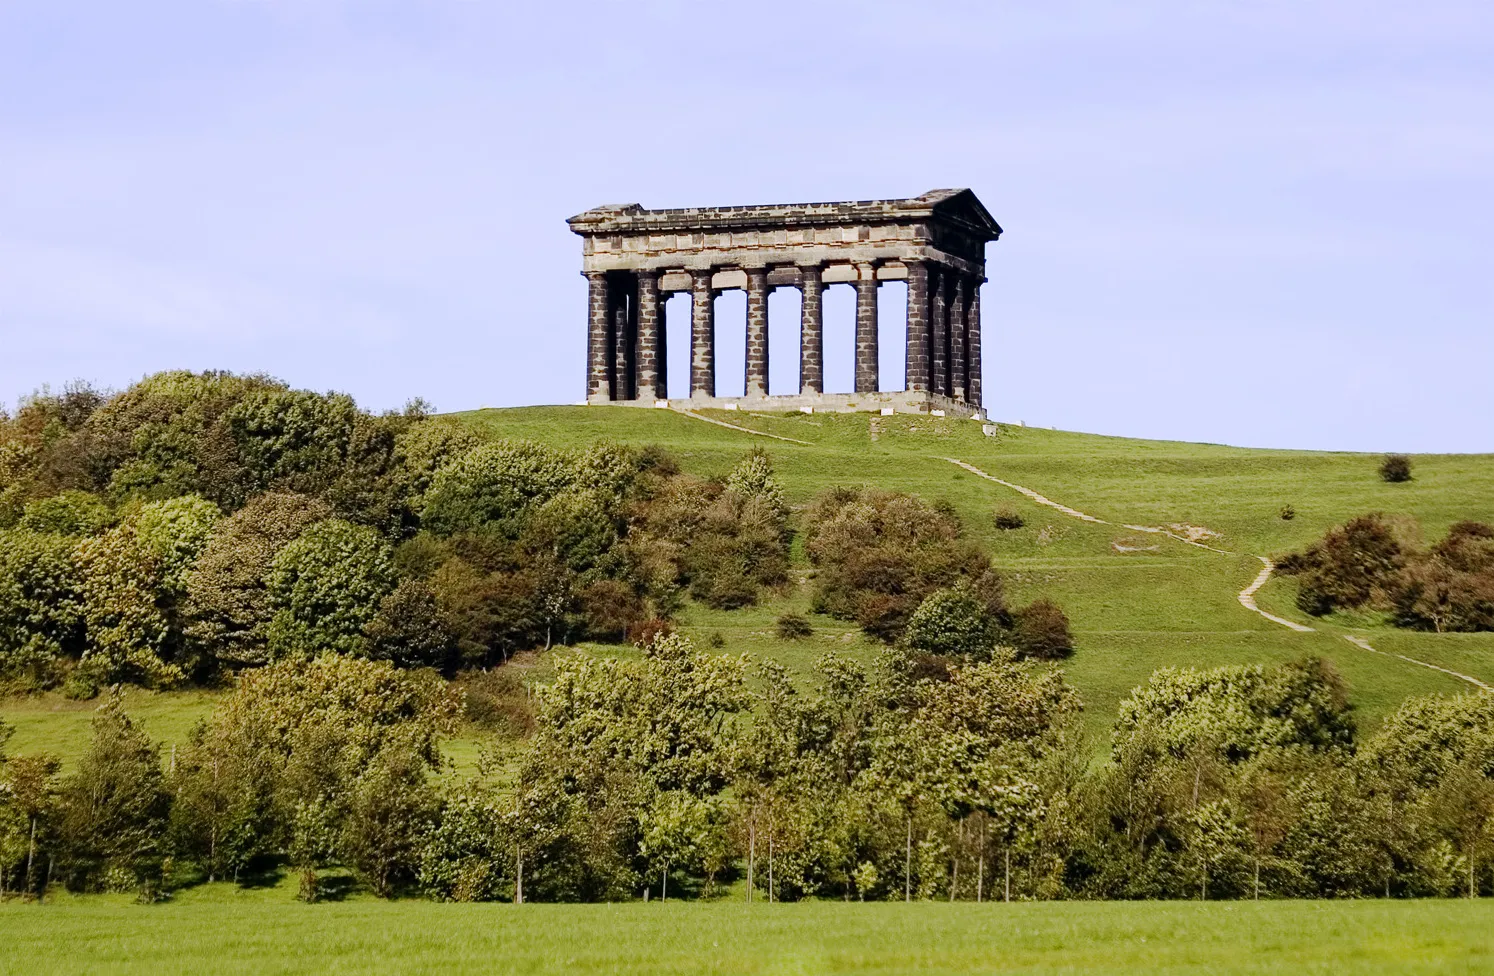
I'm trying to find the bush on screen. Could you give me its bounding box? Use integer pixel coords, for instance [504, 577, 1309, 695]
[903, 585, 998, 658]
[1279, 504, 1296, 521]
[804, 487, 993, 642]
[1277, 513, 1405, 616]
[1011, 598, 1073, 659]
[775, 614, 813, 641]
[628, 618, 674, 648]
[993, 506, 1025, 530]
[19, 491, 115, 536]
[1379, 454, 1412, 483]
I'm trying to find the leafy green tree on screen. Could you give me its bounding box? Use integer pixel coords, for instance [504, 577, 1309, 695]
[904, 584, 1000, 659]
[0, 530, 85, 684]
[182, 492, 334, 670]
[361, 579, 457, 669]
[341, 730, 438, 897]
[74, 525, 180, 690]
[421, 441, 579, 537]
[131, 495, 220, 593]
[419, 777, 508, 902]
[266, 519, 395, 658]
[724, 448, 787, 522]
[55, 692, 171, 894]
[179, 656, 458, 894]
[1113, 657, 1354, 762]
[18, 490, 114, 535]
[0, 750, 61, 898]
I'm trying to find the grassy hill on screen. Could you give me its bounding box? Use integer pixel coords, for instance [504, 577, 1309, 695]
[5, 405, 1492, 764]
[457, 407, 1494, 746]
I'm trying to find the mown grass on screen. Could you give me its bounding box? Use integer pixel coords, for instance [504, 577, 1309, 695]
[5, 407, 1492, 765]
[1, 894, 1491, 975]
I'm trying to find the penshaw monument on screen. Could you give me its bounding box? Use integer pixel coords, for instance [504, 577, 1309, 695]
[568, 188, 1001, 419]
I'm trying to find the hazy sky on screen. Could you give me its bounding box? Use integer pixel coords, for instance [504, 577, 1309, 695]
[3, 2, 1491, 452]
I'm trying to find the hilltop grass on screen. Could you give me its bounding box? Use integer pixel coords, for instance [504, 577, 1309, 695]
[2, 893, 1490, 975]
[5, 406, 1493, 764]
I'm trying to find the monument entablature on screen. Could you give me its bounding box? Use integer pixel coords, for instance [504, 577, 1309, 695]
[568, 189, 1000, 418]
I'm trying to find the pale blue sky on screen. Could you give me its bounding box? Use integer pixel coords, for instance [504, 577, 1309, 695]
[3, 2, 1491, 451]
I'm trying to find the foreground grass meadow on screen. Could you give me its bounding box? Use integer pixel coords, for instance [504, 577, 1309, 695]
[2, 896, 1491, 975]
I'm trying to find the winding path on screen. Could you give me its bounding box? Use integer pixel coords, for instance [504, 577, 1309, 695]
[942, 456, 1491, 693]
[674, 409, 812, 445]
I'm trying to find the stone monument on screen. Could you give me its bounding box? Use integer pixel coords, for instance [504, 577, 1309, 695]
[567, 188, 1000, 417]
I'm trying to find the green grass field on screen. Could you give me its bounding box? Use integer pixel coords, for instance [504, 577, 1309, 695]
[4, 406, 1493, 765]
[3, 893, 1491, 974]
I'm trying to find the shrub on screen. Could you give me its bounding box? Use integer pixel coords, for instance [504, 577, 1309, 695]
[804, 487, 993, 642]
[1277, 513, 1405, 616]
[1279, 504, 1296, 521]
[903, 585, 998, 658]
[1379, 454, 1412, 483]
[1011, 597, 1073, 659]
[993, 506, 1025, 530]
[775, 614, 813, 641]
[628, 617, 674, 648]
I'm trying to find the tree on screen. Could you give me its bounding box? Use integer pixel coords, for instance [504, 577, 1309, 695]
[341, 730, 438, 897]
[0, 751, 61, 898]
[55, 692, 171, 895]
[17, 490, 114, 536]
[0, 530, 85, 685]
[361, 579, 457, 669]
[1277, 514, 1407, 616]
[73, 523, 182, 690]
[1113, 657, 1354, 763]
[421, 441, 579, 537]
[182, 492, 334, 670]
[265, 519, 395, 659]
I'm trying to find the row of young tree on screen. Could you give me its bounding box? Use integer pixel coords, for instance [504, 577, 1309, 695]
[1280, 514, 1494, 632]
[4, 645, 1491, 903]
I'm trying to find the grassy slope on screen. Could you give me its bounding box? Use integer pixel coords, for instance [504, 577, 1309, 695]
[459, 407, 1494, 747]
[4, 406, 1492, 765]
[2, 892, 1491, 975]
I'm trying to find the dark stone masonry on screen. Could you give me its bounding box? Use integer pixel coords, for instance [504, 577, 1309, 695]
[568, 189, 1001, 418]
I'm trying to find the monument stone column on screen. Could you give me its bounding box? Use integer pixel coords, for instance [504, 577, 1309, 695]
[610, 274, 635, 401]
[949, 276, 967, 402]
[690, 270, 716, 399]
[904, 261, 929, 393]
[799, 264, 824, 395]
[586, 271, 613, 401]
[745, 267, 769, 398]
[967, 275, 982, 407]
[636, 270, 662, 401]
[854, 263, 879, 393]
[930, 266, 948, 396]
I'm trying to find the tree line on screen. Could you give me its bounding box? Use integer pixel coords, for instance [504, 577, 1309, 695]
[3, 647, 1492, 903]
